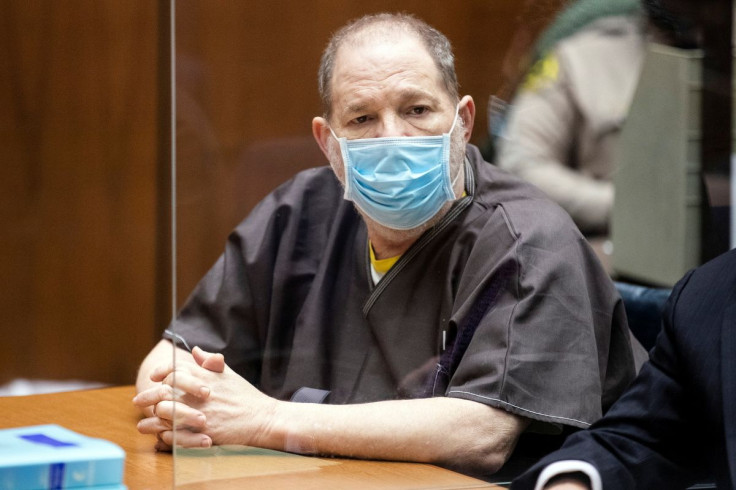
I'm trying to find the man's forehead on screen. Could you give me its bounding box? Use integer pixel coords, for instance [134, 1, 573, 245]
[341, 22, 421, 49]
[331, 32, 441, 88]
[335, 29, 431, 65]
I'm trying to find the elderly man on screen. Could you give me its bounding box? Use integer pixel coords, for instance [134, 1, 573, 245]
[134, 13, 635, 475]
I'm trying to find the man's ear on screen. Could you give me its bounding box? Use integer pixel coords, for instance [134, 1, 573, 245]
[312, 116, 333, 160]
[458, 95, 476, 143]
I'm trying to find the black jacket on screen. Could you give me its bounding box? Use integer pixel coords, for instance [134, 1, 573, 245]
[513, 248, 736, 489]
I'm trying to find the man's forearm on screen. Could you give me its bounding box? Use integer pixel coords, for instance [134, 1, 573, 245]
[135, 344, 528, 472]
[263, 395, 529, 473]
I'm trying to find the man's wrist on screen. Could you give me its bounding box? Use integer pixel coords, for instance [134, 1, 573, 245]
[278, 401, 319, 455]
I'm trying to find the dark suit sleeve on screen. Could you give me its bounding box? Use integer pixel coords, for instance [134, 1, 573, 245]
[512, 269, 704, 490]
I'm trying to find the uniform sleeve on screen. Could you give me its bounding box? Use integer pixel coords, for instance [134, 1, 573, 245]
[445, 199, 635, 429]
[496, 51, 613, 234]
[167, 168, 342, 385]
[167, 201, 280, 383]
[511, 270, 706, 490]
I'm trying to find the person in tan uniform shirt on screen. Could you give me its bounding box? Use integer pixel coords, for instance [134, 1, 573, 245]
[496, 9, 648, 235]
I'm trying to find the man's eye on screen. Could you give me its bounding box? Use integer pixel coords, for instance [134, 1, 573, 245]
[352, 115, 369, 124]
[409, 106, 428, 116]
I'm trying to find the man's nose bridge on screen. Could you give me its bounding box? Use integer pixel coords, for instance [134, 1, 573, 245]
[378, 112, 406, 137]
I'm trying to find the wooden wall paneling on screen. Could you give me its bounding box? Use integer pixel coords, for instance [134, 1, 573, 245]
[173, 0, 525, 302]
[0, 0, 163, 386]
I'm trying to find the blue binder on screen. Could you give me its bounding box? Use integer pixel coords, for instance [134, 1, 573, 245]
[0, 424, 125, 489]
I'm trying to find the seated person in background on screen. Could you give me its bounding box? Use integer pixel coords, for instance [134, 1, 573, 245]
[511, 248, 736, 489]
[494, 0, 648, 235]
[133, 12, 636, 476]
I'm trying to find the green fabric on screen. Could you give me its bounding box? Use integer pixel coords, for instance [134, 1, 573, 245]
[533, 0, 643, 61]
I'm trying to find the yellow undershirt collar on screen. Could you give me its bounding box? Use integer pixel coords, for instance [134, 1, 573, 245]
[369, 241, 400, 274]
[367, 191, 467, 275]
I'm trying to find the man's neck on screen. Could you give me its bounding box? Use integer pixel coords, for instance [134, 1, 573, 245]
[366, 223, 420, 259]
[363, 199, 456, 259]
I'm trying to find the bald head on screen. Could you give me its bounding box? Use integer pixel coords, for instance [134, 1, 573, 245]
[317, 13, 459, 119]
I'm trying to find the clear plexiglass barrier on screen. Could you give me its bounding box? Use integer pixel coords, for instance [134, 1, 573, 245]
[169, 0, 733, 487]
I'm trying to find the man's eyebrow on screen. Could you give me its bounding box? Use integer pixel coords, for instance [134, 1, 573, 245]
[397, 89, 441, 105]
[345, 103, 369, 115]
[343, 90, 442, 116]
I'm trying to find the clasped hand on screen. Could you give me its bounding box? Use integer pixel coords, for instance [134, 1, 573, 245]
[133, 346, 275, 451]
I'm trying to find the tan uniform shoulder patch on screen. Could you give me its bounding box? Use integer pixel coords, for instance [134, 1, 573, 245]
[520, 53, 560, 93]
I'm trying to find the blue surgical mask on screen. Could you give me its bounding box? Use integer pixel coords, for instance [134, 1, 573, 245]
[331, 109, 460, 230]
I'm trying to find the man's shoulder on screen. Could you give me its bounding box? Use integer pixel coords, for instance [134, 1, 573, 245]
[690, 249, 736, 284]
[270, 165, 341, 197]
[232, 165, 349, 239]
[470, 144, 545, 199]
[676, 249, 736, 311]
[470, 146, 580, 240]
[250, 165, 344, 214]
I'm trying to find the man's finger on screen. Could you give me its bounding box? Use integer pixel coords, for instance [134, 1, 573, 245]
[158, 429, 213, 449]
[150, 362, 176, 382]
[192, 346, 225, 373]
[154, 439, 173, 452]
[136, 415, 172, 435]
[132, 383, 182, 408]
[160, 371, 211, 399]
[152, 400, 207, 429]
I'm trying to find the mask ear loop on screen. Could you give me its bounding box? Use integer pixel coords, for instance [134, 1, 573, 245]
[444, 104, 464, 199]
[448, 104, 461, 135]
[448, 160, 463, 200]
[328, 127, 353, 199]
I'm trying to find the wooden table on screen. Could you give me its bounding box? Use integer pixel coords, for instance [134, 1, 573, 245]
[0, 386, 501, 489]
